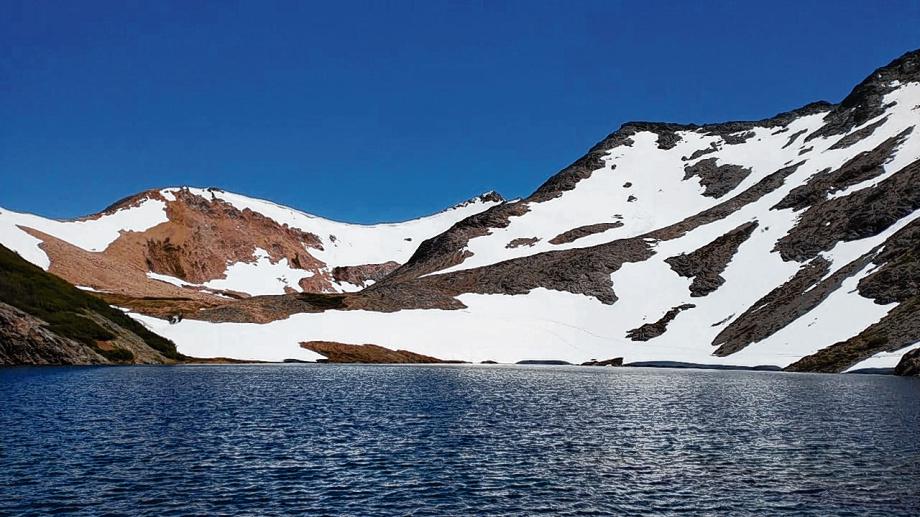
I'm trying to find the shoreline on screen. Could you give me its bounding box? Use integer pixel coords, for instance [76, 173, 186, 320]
[0, 361, 905, 376]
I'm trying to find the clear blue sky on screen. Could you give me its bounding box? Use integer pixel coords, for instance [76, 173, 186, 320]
[2, 1, 919, 223]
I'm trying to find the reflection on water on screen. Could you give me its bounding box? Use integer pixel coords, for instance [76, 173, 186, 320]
[1, 365, 919, 515]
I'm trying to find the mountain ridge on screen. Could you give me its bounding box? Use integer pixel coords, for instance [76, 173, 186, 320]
[1, 49, 919, 373]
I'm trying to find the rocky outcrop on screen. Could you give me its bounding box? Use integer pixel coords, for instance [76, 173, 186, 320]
[827, 116, 890, 150]
[419, 236, 655, 306]
[14, 188, 329, 299]
[783, 129, 808, 148]
[785, 300, 919, 373]
[386, 201, 531, 281]
[506, 237, 540, 249]
[775, 158, 920, 262]
[665, 222, 757, 297]
[332, 261, 400, 288]
[548, 222, 623, 245]
[141, 189, 325, 284]
[626, 304, 695, 341]
[683, 158, 752, 198]
[723, 131, 755, 145]
[5, 50, 920, 373]
[712, 252, 881, 357]
[857, 218, 920, 304]
[0, 244, 179, 365]
[785, 219, 920, 372]
[774, 129, 913, 211]
[0, 302, 108, 365]
[301, 341, 448, 363]
[805, 49, 920, 142]
[581, 357, 624, 366]
[682, 143, 719, 161]
[895, 348, 920, 376]
[646, 162, 805, 241]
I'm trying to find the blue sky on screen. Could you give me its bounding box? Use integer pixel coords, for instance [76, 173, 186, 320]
[2, 1, 919, 223]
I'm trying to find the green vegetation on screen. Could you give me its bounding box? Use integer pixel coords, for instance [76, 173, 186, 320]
[0, 244, 182, 360]
[98, 347, 135, 362]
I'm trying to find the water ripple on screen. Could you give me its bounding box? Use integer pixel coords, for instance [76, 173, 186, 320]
[1, 365, 919, 515]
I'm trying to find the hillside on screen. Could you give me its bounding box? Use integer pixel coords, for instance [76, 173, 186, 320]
[0, 244, 180, 365]
[2, 49, 919, 372]
[0, 188, 503, 300]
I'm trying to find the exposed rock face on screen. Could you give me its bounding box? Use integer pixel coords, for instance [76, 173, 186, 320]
[139, 189, 325, 285]
[645, 162, 805, 241]
[301, 341, 448, 363]
[785, 219, 920, 372]
[0, 244, 178, 365]
[506, 237, 540, 249]
[711, 254, 883, 357]
[2, 187, 502, 301]
[857, 218, 920, 304]
[0, 302, 107, 365]
[805, 49, 920, 141]
[783, 129, 807, 148]
[331, 261, 400, 288]
[414, 237, 655, 306]
[774, 129, 912, 211]
[626, 304, 695, 342]
[548, 223, 623, 245]
[827, 116, 889, 150]
[683, 159, 752, 198]
[775, 158, 920, 262]
[723, 131, 755, 145]
[682, 143, 719, 161]
[3, 50, 920, 372]
[665, 222, 757, 297]
[387, 202, 531, 281]
[895, 348, 920, 376]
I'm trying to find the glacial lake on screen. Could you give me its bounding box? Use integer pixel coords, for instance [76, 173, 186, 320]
[1, 365, 919, 516]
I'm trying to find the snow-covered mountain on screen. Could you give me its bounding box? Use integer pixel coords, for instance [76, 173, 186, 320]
[0, 187, 504, 298]
[3, 49, 920, 372]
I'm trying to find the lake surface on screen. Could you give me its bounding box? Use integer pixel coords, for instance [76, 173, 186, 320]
[1, 365, 919, 516]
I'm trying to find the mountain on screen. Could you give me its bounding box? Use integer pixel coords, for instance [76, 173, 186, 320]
[0, 187, 503, 300]
[0, 244, 180, 365]
[2, 49, 919, 373]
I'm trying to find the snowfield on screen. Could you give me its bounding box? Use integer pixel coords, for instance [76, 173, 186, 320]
[128, 81, 920, 368]
[162, 187, 503, 267]
[3, 69, 920, 371]
[0, 197, 169, 269]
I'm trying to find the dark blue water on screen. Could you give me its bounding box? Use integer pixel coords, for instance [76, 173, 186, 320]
[1, 365, 919, 516]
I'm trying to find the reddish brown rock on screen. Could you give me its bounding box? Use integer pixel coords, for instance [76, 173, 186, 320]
[331, 261, 400, 288]
[301, 341, 450, 363]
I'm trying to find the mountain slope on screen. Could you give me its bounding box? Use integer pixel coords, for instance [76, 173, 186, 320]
[3, 49, 920, 371]
[0, 244, 180, 365]
[0, 188, 503, 300]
